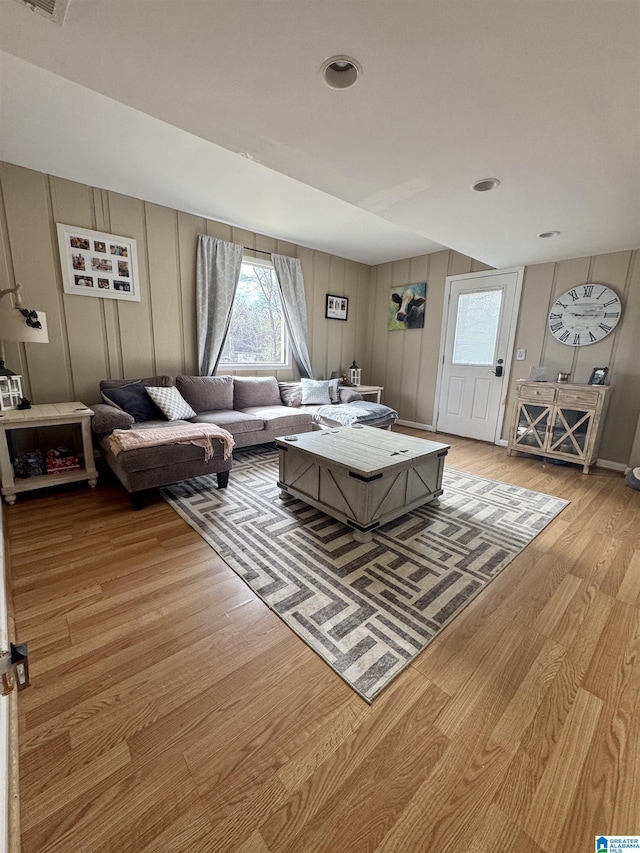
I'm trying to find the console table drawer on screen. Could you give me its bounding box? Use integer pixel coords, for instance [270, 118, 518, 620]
[518, 385, 556, 402]
[556, 388, 599, 407]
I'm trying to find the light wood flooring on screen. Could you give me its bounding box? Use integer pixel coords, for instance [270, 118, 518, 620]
[5, 428, 640, 853]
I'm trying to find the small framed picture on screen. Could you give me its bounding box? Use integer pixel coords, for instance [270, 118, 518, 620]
[326, 294, 348, 321]
[57, 223, 140, 302]
[588, 367, 609, 385]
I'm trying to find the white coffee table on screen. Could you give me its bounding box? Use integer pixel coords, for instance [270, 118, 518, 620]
[276, 426, 449, 542]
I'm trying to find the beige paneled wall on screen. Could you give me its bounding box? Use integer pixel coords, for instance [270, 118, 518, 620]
[368, 250, 492, 426]
[0, 162, 371, 405]
[503, 249, 640, 464]
[3, 161, 637, 466]
[369, 244, 639, 466]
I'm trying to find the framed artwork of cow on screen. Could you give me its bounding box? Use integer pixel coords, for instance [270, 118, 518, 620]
[388, 282, 427, 330]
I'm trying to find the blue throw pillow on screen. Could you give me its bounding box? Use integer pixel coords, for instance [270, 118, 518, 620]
[102, 383, 161, 423]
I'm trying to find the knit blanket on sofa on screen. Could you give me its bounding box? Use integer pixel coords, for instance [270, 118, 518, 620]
[108, 424, 235, 461]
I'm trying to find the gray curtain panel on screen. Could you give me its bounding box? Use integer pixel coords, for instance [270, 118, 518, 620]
[196, 235, 243, 376]
[271, 253, 313, 378]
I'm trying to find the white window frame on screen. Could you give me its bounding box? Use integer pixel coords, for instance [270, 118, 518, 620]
[218, 256, 292, 371]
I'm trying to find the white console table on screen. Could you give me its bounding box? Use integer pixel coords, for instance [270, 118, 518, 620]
[0, 402, 97, 504]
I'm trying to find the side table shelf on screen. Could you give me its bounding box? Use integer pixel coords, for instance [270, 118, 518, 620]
[0, 402, 98, 504]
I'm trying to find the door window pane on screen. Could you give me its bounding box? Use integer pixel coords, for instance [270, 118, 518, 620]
[452, 290, 503, 365]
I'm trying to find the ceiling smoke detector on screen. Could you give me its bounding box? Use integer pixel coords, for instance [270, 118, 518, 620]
[321, 56, 361, 90]
[14, 0, 70, 25]
[471, 178, 500, 192]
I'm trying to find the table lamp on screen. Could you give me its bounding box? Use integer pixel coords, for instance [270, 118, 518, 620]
[0, 284, 49, 410]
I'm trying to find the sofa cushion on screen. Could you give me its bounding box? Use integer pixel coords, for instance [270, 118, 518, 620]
[146, 386, 197, 421]
[176, 375, 234, 413]
[278, 381, 303, 408]
[101, 382, 163, 423]
[300, 378, 340, 405]
[190, 410, 265, 435]
[233, 376, 281, 409]
[240, 405, 313, 434]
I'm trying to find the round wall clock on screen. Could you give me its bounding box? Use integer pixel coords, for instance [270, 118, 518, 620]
[548, 283, 622, 346]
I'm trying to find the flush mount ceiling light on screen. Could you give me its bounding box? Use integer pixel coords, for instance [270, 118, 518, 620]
[537, 231, 561, 238]
[321, 56, 361, 89]
[471, 178, 501, 192]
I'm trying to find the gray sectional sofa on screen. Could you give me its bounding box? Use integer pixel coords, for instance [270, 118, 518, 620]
[92, 374, 396, 507]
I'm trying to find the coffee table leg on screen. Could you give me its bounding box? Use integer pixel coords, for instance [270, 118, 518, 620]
[279, 488, 288, 500]
[429, 497, 441, 507]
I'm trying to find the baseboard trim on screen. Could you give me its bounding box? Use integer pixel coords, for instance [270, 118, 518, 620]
[392, 432, 624, 471]
[396, 420, 433, 431]
[595, 459, 626, 473]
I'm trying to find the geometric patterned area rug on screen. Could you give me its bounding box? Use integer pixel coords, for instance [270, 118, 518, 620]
[162, 445, 569, 702]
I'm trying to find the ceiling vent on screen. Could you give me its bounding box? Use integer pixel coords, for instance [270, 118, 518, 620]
[13, 0, 70, 25]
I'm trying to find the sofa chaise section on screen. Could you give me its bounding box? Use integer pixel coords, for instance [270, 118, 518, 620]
[93, 375, 233, 508]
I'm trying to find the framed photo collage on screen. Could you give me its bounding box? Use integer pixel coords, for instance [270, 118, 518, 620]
[56, 223, 140, 302]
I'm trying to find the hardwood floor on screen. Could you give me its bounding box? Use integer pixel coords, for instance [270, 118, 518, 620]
[5, 429, 639, 853]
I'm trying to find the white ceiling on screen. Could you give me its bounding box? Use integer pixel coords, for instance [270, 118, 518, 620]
[1, 0, 639, 268]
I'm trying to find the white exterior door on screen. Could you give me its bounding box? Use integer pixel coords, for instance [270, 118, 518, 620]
[435, 268, 523, 443]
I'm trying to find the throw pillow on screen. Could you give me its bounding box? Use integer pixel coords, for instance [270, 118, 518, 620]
[339, 387, 363, 403]
[328, 378, 340, 403]
[278, 382, 303, 407]
[91, 405, 135, 435]
[145, 386, 197, 421]
[101, 382, 162, 423]
[300, 378, 340, 405]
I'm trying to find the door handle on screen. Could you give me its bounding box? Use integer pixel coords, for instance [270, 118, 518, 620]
[493, 358, 504, 377]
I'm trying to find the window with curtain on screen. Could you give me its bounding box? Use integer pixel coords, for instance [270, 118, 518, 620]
[218, 257, 292, 370]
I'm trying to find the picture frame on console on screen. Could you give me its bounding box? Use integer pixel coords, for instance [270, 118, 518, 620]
[588, 367, 609, 386]
[57, 223, 141, 302]
[325, 294, 348, 320]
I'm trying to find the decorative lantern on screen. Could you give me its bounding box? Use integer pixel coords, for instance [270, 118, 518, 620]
[0, 362, 23, 411]
[348, 360, 361, 386]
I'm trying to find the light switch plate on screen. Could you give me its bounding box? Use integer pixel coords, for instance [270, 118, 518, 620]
[516, 348, 527, 361]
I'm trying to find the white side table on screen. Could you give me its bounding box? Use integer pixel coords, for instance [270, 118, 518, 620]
[352, 385, 384, 404]
[0, 402, 97, 504]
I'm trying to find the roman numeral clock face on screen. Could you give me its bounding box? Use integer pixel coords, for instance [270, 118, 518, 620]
[548, 284, 622, 346]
